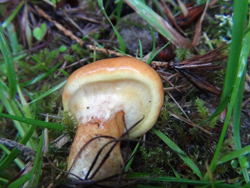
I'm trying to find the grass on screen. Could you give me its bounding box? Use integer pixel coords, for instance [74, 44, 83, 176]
[98, 0, 126, 53]
[0, 24, 17, 100]
[0, 0, 249, 187]
[203, 0, 249, 182]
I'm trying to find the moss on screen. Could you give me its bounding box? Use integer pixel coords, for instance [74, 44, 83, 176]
[208, 69, 225, 88]
[71, 43, 86, 55]
[196, 0, 207, 5]
[61, 111, 76, 139]
[139, 145, 171, 176]
[63, 54, 76, 63]
[194, 98, 219, 129]
[47, 112, 76, 167]
[175, 48, 192, 61]
[17, 48, 61, 88]
[195, 98, 208, 119]
[33, 83, 61, 115]
[64, 43, 92, 64]
[137, 93, 236, 181]
[32, 48, 59, 67]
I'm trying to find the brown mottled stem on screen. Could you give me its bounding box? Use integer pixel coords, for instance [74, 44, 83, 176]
[67, 111, 125, 180]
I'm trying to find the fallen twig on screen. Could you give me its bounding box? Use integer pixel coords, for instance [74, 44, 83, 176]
[34, 5, 129, 58]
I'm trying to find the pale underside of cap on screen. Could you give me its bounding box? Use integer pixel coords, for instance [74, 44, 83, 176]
[62, 57, 164, 138]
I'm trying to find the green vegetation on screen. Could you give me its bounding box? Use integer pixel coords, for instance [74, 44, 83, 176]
[0, 0, 249, 187]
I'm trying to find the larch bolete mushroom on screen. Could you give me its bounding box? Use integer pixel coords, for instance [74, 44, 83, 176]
[62, 57, 164, 180]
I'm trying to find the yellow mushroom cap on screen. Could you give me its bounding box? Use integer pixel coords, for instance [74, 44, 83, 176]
[62, 57, 164, 138]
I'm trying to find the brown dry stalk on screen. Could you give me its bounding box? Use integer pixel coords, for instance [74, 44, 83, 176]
[192, 0, 210, 46]
[33, 4, 225, 73]
[33, 5, 184, 66]
[160, 0, 186, 36]
[167, 107, 212, 135]
[34, 5, 128, 58]
[124, 0, 193, 48]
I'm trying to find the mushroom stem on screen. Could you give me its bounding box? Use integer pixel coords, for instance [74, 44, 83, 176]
[67, 111, 125, 180]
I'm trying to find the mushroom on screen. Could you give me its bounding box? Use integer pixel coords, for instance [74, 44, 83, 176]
[62, 57, 164, 180]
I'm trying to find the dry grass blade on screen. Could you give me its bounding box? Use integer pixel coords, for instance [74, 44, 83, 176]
[164, 44, 227, 95]
[124, 0, 193, 48]
[150, 44, 227, 67]
[159, 73, 181, 93]
[192, 0, 209, 46]
[176, 69, 222, 95]
[61, 9, 94, 42]
[167, 91, 191, 120]
[164, 85, 185, 92]
[34, 5, 127, 58]
[167, 107, 212, 135]
[24, 3, 32, 49]
[178, 44, 227, 65]
[209, 0, 220, 7]
[74, 14, 101, 24]
[160, 0, 186, 36]
[177, 0, 188, 16]
[0, 137, 36, 157]
[151, 45, 225, 94]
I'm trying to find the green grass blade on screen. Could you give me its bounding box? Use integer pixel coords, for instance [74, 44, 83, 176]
[218, 145, 250, 165]
[152, 0, 167, 20]
[0, 104, 3, 113]
[231, 13, 250, 183]
[0, 144, 24, 169]
[0, 82, 26, 137]
[8, 172, 31, 188]
[1, 1, 24, 28]
[0, 113, 64, 130]
[125, 140, 140, 171]
[168, 163, 181, 178]
[152, 128, 202, 179]
[0, 124, 36, 172]
[20, 61, 63, 88]
[115, 0, 123, 24]
[0, 52, 27, 65]
[0, 152, 7, 165]
[56, 69, 70, 77]
[0, 79, 36, 149]
[136, 185, 165, 188]
[147, 41, 171, 64]
[138, 39, 143, 60]
[13, 53, 27, 61]
[16, 85, 38, 138]
[112, 47, 128, 55]
[0, 178, 8, 186]
[98, 0, 126, 52]
[204, 48, 247, 180]
[204, 3, 249, 179]
[30, 80, 67, 104]
[126, 173, 240, 187]
[0, 24, 17, 99]
[203, 0, 248, 123]
[243, 183, 250, 188]
[31, 55, 49, 71]
[232, 45, 250, 183]
[28, 130, 44, 187]
[24, 3, 32, 49]
[6, 24, 19, 55]
[124, 0, 191, 48]
[147, 25, 156, 64]
[17, 85, 32, 119]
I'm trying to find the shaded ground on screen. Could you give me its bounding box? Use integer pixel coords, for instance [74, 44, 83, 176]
[0, 0, 250, 187]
